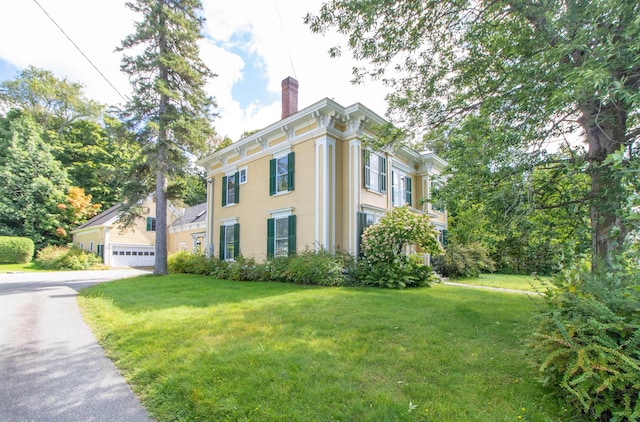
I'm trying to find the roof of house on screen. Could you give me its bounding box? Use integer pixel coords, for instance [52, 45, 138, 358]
[171, 203, 207, 227]
[73, 203, 121, 231]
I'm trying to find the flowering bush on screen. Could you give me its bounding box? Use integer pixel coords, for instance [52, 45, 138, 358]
[360, 206, 441, 288]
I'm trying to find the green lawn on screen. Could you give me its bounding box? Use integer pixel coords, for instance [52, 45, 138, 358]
[0, 262, 42, 272]
[79, 275, 563, 421]
[449, 273, 551, 292]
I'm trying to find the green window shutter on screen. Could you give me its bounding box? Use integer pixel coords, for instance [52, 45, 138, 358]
[357, 212, 367, 257]
[269, 158, 276, 195]
[442, 229, 448, 247]
[287, 152, 295, 191]
[288, 215, 297, 256]
[219, 225, 225, 260]
[234, 172, 240, 203]
[267, 218, 275, 259]
[233, 223, 240, 258]
[406, 177, 412, 206]
[379, 155, 386, 193]
[146, 216, 152, 231]
[363, 151, 370, 189]
[222, 176, 228, 206]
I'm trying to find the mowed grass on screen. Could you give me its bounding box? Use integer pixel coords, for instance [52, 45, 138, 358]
[450, 273, 550, 292]
[0, 262, 42, 272]
[79, 275, 563, 421]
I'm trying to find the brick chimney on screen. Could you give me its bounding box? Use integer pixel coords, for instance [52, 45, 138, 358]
[281, 76, 299, 119]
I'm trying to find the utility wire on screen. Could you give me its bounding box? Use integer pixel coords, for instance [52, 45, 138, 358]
[273, 0, 297, 79]
[32, 0, 127, 102]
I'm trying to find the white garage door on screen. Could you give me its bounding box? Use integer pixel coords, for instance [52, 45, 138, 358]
[110, 246, 156, 267]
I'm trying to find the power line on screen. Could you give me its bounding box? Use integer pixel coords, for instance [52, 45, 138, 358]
[273, 0, 297, 79]
[32, 0, 127, 102]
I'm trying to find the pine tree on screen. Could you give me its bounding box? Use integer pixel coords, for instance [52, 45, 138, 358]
[118, 0, 216, 274]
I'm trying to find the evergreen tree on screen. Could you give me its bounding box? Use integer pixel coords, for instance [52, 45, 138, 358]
[118, 0, 216, 274]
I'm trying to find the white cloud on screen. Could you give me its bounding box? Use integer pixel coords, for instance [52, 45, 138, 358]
[0, 0, 390, 141]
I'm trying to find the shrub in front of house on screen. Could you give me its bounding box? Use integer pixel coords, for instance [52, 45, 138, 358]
[168, 251, 226, 276]
[360, 206, 441, 288]
[432, 242, 495, 278]
[35, 245, 103, 270]
[528, 266, 640, 421]
[0, 236, 35, 264]
[277, 248, 349, 286]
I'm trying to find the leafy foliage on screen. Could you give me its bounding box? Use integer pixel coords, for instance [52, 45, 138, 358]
[0, 66, 103, 132]
[35, 245, 103, 270]
[0, 112, 70, 248]
[360, 206, 440, 288]
[528, 266, 640, 420]
[307, 0, 640, 270]
[432, 242, 495, 279]
[432, 116, 591, 274]
[0, 236, 35, 264]
[274, 249, 350, 286]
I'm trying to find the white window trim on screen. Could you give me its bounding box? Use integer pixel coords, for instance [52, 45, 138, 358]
[220, 217, 238, 225]
[364, 150, 386, 194]
[224, 172, 238, 206]
[239, 166, 248, 184]
[392, 168, 408, 207]
[223, 225, 236, 261]
[269, 207, 294, 219]
[274, 154, 290, 195]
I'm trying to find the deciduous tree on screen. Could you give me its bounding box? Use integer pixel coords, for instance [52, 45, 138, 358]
[307, 0, 640, 270]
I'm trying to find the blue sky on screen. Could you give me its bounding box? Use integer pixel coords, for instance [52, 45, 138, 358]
[0, 0, 389, 140]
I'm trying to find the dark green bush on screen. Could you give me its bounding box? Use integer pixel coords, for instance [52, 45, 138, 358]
[280, 249, 348, 286]
[358, 253, 436, 289]
[36, 245, 103, 270]
[168, 250, 436, 290]
[168, 251, 226, 276]
[528, 266, 640, 421]
[0, 236, 35, 264]
[432, 242, 495, 278]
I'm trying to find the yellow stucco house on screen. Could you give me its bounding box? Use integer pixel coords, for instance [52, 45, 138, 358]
[71, 197, 206, 267]
[196, 77, 447, 262]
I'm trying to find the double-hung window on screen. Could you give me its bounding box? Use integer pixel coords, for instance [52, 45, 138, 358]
[364, 151, 386, 193]
[392, 171, 413, 207]
[222, 172, 240, 206]
[146, 217, 157, 231]
[219, 223, 240, 260]
[267, 215, 296, 258]
[269, 152, 295, 195]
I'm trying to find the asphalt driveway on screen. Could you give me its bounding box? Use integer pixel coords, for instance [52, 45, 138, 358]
[0, 269, 154, 421]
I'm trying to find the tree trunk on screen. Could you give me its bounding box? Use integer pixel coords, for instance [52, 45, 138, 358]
[580, 102, 629, 271]
[154, 1, 169, 275]
[154, 156, 169, 275]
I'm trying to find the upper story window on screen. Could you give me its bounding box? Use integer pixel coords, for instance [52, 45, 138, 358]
[146, 217, 157, 231]
[269, 152, 295, 195]
[239, 167, 247, 184]
[222, 172, 240, 206]
[392, 170, 413, 207]
[364, 151, 386, 193]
